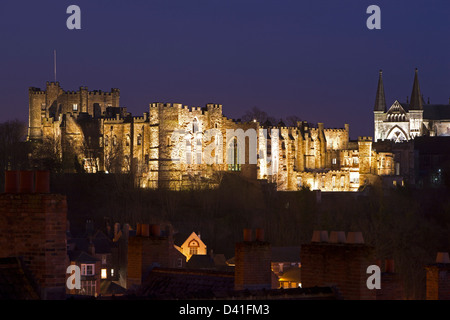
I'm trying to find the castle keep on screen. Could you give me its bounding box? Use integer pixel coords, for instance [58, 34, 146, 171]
[28, 81, 396, 191]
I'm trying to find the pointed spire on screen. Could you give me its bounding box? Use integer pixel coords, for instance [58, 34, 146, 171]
[409, 68, 423, 110]
[374, 69, 386, 112]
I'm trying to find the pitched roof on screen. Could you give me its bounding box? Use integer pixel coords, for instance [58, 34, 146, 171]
[423, 104, 450, 120]
[135, 267, 234, 299]
[0, 257, 40, 300]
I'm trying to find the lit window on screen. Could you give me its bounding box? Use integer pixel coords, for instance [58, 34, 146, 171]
[332, 158, 337, 165]
[73, 104, 78, 111]
[101, 269, 107, 279]
[137, 134, 142, 146]
[111, 269, 114, 277]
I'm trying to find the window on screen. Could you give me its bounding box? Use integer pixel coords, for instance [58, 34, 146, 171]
[188, 240, 199, 255]
[177, 258, 183, 268]
[332, 158, 337, 165]
[340, 176, 345, 188]
[101, 269, 107, 279]
[297, 177, 302, 188]
[73, 104, 78, 111]
[227, 137, 241, 171]
[104, 136, 109, 146]
[332, 175, 336, 188]
[350, 172, 360, 184]
[81, 280, 96, 296]
[126, 135, 130, 147]
[81, 264, 95, 276]
[102, 255, 107, 265]
[111, 269, 114, 277]
[137, 134, 142, 146]
[112, 135, 117, 146]
[193, 118, 199, 133]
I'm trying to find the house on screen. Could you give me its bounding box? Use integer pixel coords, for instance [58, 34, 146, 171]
[175, 232, 207, 261]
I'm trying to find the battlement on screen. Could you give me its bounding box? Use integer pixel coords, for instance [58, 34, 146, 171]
[358, 136, 373, 142]
[29, 87, 45, 95]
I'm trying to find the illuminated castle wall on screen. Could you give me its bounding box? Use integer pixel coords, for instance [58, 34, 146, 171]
[28, 82, 396, 191]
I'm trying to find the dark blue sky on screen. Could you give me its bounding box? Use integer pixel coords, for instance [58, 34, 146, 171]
[1, 0, 450, 138]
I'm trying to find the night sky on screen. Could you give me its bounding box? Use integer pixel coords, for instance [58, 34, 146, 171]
[1, 0, 450, 138]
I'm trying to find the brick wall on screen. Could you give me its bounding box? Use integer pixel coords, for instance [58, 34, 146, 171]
[0, 171, 67, 299]
[301, 231, 377, 300]
[234, 229, 272, 291]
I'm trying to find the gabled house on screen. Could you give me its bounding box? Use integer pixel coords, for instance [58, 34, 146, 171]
[175, 232, 207, 261]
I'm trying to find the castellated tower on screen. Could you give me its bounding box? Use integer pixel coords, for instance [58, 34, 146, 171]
[27, 81, 120, 141]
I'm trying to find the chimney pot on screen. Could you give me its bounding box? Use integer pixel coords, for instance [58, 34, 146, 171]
[141, 224, 149, 237]
[385, 259, 395, 273]
[19, 171, 34, 193]
[436, 252, 450, 264]
[346, 231, 364, 244]
[34, 170, 50, 193]
[136, 223, 142, 236]
[243, 228, 252, 242]
[311, 230, 329, 243]
[329, 231, 346, 243]
[255, 228, 264, 241]
[4, 170, 19, 193]
[150, 224, 160, 237]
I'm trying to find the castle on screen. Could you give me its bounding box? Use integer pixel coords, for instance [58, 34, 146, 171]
[27, 81, 396, 191]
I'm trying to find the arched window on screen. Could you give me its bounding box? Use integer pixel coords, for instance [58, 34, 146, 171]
[193, 118, 199, 133]
[227, 137, 241, 171]
[125, 134, 130, 147]
[104, 135, 109, 146]
[137, 134, 142, 146]
[112, 135, 117, 146]
[188, 240, 199, 255]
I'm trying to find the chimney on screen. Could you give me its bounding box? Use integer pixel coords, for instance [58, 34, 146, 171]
[141, 224, 149, 237]
[426, 252, 450, 300]
[88, 241, 95, 256]
[311, 230, 329, 242]
[4, 170, 19, 193]
[234, 229, 271, 291]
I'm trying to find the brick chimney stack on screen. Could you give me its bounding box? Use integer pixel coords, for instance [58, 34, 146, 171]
[126, 223, 181, 289]
[301, 230, 377, 300]
[0, 170, 67, 299]
[426, 252, 450, 300]
[234, 228, 272, 291]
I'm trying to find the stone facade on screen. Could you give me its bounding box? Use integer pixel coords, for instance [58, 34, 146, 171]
[374, 69, 450, 142]
[28, 82, 396, 192]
